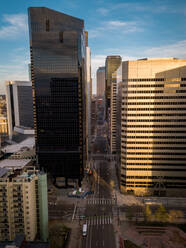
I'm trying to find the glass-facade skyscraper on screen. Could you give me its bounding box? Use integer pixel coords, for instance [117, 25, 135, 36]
[105, 56, 121, 110]
[28, 7, 86, 185]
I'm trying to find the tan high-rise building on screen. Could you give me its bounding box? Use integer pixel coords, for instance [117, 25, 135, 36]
[96, 67, 105, 97]
[0, 160, 48, 241]
[121, 58, 186, 196]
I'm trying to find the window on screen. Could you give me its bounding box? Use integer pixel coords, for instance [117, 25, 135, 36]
[46, 19, 50, 32]
[59, 32, 63, 43]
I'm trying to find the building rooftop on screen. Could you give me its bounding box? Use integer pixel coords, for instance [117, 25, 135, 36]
[0, 168, 9, 177]
[137, 57, 179, 61]
[0, 159, 31, 170]
[0, 235, 49, 248]
[2, 136, 35, 154]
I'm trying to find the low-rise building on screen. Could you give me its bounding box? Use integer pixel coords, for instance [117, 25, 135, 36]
[0, 234, 49, 248]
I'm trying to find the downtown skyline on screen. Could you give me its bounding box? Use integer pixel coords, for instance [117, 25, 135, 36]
[0, 4, 186, 246]
[0, 0, 186, 94]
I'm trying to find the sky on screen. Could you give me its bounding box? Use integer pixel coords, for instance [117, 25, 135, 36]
[0, 0, 186, 94]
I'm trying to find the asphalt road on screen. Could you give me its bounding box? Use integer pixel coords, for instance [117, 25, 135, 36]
[81, 130, 116, 248]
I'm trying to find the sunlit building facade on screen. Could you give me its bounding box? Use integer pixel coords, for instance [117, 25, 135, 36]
[105, 56, 121, 119]
[0, 164, 48, 241]
[121, 58, 186, 196]
[28, 7, 86, 185]
[0, 117, 8, 144]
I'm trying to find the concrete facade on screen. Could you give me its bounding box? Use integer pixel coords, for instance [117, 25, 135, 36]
[85, 46, 92, 160]
[0, 165, 48, 241]
[5, 81, 34, 140]
[110, 65, 122, 154]
[96, 67, 105, 97]
[120, 58, 186, 196]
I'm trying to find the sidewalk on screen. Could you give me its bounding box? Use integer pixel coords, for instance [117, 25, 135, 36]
[63, 221, 81, 248]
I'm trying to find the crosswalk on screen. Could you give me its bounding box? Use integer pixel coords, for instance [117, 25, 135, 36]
[85, 215, 113, 226]
[87, 198, 115, 205]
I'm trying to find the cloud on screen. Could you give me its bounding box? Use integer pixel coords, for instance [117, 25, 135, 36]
[144, 40, 186, 58]
[89, 20, 142, 38]
[0, 48, 29, 94]
[96, 8, 109, 16]
[0, 14, 28, 39]
[96, 1, 186, 16]
[107, 21, 128, 27]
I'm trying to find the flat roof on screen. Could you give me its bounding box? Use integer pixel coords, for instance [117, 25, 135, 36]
[0, 168, 9, 177]
[0, 159, 31, 169]
[2, 137, 35, 153]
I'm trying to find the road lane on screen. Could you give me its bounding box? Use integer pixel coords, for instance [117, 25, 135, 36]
[83, 159, 116, 248]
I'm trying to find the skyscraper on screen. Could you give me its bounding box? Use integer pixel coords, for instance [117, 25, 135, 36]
[120, 58, 186, 196]
[105, 56, 121, 119]
[97, 66, 105, 97]
[85, 44, 92, 160]
[5, 81, 34, 139]
[110, 65, 122, 154]
[28, 7, 86, 186]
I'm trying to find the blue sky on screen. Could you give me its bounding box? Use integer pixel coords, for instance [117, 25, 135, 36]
[0, 0, 186, 94]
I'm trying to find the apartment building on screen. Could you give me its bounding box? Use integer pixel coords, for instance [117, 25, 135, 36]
[121, 58, 186, 196]
[0, 160, 48, 241]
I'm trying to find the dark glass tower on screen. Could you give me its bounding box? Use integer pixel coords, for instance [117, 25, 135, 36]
[28, 7, 86, 185]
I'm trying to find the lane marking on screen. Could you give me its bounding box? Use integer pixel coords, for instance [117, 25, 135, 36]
[72, 201, 77, 221]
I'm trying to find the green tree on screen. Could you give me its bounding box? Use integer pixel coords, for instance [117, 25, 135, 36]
[49, 223, 70, 248]
[154, 205, 169, 222]
[145, 205, 153, 222]
[168, 210, 184, 222]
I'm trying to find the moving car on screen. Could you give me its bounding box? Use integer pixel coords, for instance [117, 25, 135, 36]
[82, 224, 87, 237]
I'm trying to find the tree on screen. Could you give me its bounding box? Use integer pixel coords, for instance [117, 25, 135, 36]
[145, 205, 153, 222]
[154, 205, 169, 222]
[168, 210, 184, 222]
[49, 223, 70, 248]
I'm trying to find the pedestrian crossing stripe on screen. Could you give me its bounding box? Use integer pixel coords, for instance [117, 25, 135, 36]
[87, 198, 115, 205]
[85, 215, 113, 225]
